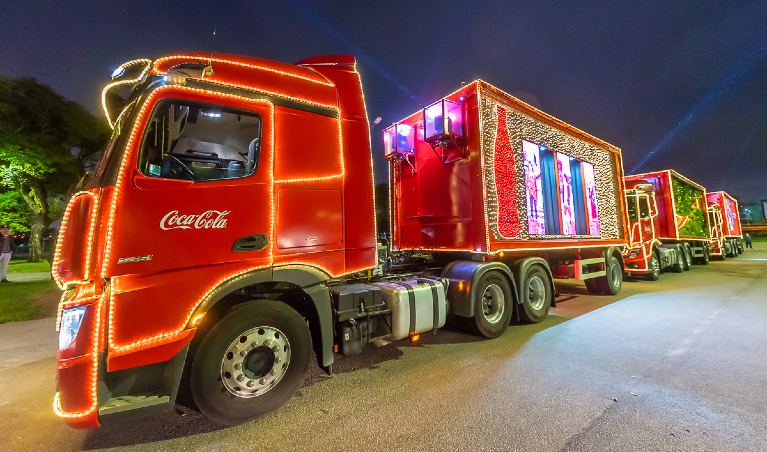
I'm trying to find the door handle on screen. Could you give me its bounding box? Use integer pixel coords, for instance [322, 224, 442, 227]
[232, 234, 269, 252]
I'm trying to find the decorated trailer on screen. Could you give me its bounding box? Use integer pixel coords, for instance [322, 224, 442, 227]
[706, 191, 744, 256]
[624, 170, 712, 265]
[385, 80, 628, 296]
[52, 54, 626, 429]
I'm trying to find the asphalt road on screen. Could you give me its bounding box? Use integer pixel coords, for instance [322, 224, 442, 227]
[1, 243, 766, 451]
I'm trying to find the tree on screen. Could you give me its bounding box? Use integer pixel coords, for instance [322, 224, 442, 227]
[0, 75, 110, 261]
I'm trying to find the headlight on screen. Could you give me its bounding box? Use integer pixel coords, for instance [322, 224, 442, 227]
[59, 307, 86, 351]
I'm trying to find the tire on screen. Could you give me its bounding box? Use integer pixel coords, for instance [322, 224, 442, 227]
[598, 254, 623, 295]
[190, 300, 312, 426]
[519, 265, 552, 323]
[682, 243, 692, 271]
[645, 251, 661, 281]
[466, 271, 514, 338]
[703, 245, 711, 264]
[727, 240, 737, 257]
[584, 277, 601, 294]
[671, 246, 684, 273]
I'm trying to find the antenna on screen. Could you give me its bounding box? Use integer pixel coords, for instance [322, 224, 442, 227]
[203, 26, 216, 78]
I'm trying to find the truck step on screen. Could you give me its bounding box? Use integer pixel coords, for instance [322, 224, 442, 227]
[99, 392, 170, 416]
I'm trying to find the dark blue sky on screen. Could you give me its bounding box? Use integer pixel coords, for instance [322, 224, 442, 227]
[1, 1, 765, 202]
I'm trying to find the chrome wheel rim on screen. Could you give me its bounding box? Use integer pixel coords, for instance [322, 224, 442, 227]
[528, 276, 546, 311]
[482, 284, 505, 324]
[221, 326, 291, 398]
[610, 263, 622, 287]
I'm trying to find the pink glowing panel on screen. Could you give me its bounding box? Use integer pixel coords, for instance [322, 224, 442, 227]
[383, 123, 414, 158]
[523, 140, 545, 235]
[423, 99, 463, 142]
[557, 153, 577, 235]
[582, 162, 600, 236]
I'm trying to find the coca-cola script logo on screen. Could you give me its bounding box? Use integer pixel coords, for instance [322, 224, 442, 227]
[160, 210, 231, 230]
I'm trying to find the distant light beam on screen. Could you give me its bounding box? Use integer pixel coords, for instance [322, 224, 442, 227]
[630, 38, 767, 174]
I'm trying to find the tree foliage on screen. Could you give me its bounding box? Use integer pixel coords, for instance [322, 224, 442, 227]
[0, 75, 110, 260]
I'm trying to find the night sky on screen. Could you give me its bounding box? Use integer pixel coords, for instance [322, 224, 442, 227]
[1, 1, 765, 202]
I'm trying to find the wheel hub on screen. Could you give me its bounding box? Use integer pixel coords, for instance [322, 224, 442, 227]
[221, 326, 290, 398]
[482, 284, 505, 324]
[528, 276, 546, 311]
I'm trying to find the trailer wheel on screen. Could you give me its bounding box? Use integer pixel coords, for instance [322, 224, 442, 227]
[703, 245, 711, 264]
[190, 300, 311, 426]
[682, 243, 692, 270]
[726, 240, 737, 258]
[645, 251, 661, 281]
[467, 271, 514, 338]
[671, 246, 684, 273]
[597, 254, 623, 294]
[519, 265, 552, 323]
[584, 277, 601, 294]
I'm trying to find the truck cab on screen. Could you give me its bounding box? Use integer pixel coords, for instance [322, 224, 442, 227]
[622, 179, 690, 280]
[53, 54, 378, 428]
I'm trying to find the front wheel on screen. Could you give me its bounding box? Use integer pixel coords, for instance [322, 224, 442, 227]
[519, 265, 552, 323]
[190, 300, 312, 426]
[645, 251, 661, 281]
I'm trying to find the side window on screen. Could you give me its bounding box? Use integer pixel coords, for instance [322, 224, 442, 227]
[137, 100, 262, 181]
[639, 197, 650, 220]
[627, 196, 638, 223]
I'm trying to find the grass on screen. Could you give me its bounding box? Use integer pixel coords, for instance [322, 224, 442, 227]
[751, 236, 767, 242]
[7, 260, 52, 273]
[0, 279, 61, 323]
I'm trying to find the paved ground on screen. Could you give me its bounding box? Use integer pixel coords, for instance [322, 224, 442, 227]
[1, 244, 766, 451]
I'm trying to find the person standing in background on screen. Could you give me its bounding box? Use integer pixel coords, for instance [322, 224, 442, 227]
[744, 233, 753, 249]
[0, 225, 15, 282]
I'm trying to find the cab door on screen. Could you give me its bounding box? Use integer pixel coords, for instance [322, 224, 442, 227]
[106, 90, 274, 277]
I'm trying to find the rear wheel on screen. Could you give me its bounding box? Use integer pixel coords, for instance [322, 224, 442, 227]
[190, 300, 312, 426]
[466, 271, 513, 338]
[584, 277, 601, 294]
[682, 243, 692, 270]
[671, 246, 684, 273]
[519, 265, 552, 323]
[598, 254, 623, 295]
[645, 251, 661, 281]
[727, 240, 737, 257]
[703, 245, 711, 264]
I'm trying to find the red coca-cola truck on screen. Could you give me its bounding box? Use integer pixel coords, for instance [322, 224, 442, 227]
[623, 170, 714, 277]
[706, 190, 744, 256]
[52, 54, 628, 428]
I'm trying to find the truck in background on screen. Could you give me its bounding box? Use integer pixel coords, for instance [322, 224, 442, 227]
[52, 54, 628, 429]
[706, 191, 744, 257]
[622, 179, 689, 280]
[624, 170, 712, 273]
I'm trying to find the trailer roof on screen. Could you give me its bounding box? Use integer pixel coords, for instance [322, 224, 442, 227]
[390, 80, 622, 155]
[629, 169, 707, 192]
